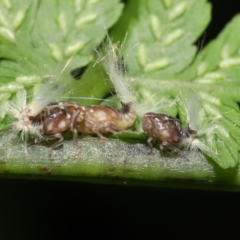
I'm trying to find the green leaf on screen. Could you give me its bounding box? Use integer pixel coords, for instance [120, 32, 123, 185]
[0, 0, 123, 99]
[175, 15, 240, 168]
[120, 0, 211, 78]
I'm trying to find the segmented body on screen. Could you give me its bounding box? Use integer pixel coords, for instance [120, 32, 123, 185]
[23, 102, 83, 135]
[142, 112, 196, 154]
[18, 101, 136, 156]
[20, 102, 85, 156]
[74, 102, 137, 139]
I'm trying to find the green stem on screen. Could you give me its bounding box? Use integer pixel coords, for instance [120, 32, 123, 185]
[0, 135, 240, 191]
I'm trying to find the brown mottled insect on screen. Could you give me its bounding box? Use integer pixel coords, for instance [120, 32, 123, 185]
[5, 86, 136, 156]
[24, 100, 136, 156]
[23, 101, 85, 156]
[74, 101, 137, 139]
[142, 112, 197, 155]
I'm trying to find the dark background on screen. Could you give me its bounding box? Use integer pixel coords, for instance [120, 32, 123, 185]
[1, 1, 240, 239]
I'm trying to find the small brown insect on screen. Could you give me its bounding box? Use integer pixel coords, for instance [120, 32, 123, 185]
[26, 102, 85, 156]
[8, 85, 137, 156]
[142, 112, 196, 155]
[74, 101, 137, 139]
[29, 101, 136, 156]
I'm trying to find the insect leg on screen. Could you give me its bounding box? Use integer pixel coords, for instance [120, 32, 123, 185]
[103, 122, 125, 133]
[72, 129, 81, 147]
[33, 133, 64, 157]
[91, 128, 107, 139]
[70, 110, 80, 131]
[146, 136, 155, 154]
[160, 141, 189, 160]
[91, 121, 125, 139]
[160, 141, 182, 154]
